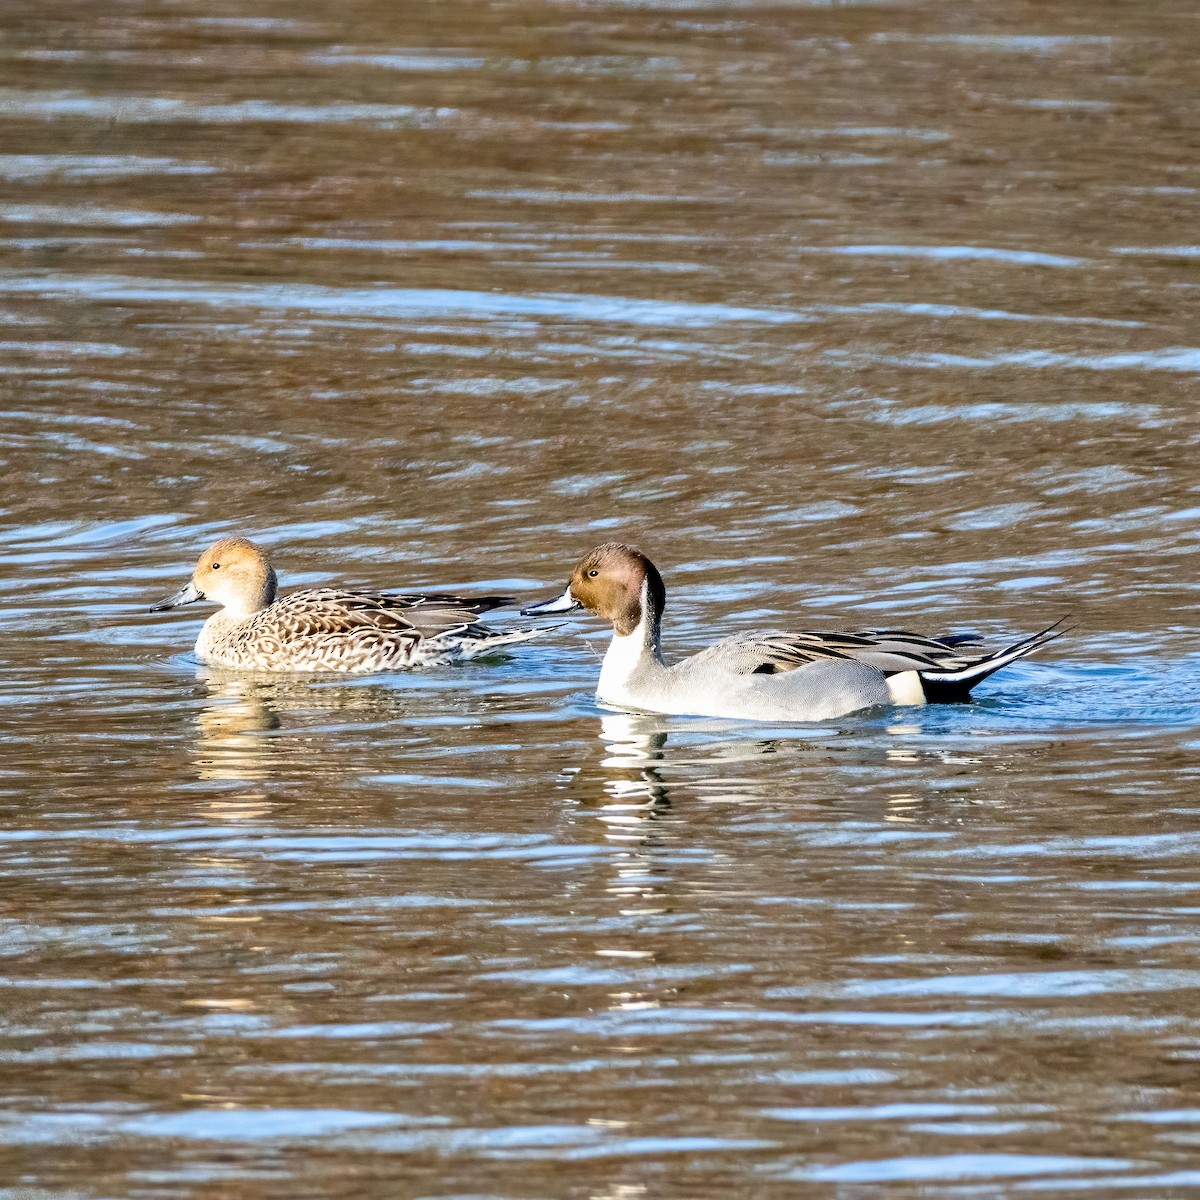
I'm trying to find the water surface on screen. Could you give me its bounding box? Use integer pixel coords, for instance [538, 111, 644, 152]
[2, 0, 1200, 1195]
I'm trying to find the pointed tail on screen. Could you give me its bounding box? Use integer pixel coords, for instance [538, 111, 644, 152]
[917, 619, 1071, 702]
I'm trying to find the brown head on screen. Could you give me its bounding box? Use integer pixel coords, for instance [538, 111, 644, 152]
[523, 543, 666, 637]
[151, 536, 278, 617]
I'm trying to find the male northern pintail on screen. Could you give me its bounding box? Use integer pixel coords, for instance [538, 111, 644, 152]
[151, 536, 543, 672]
[523, 542, 1064, 721]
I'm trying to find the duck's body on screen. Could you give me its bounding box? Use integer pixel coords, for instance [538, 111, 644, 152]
[192, 588, 536, 672]
[596, 624, 894, 721]
[152, 538, 542, 673]
[524, 543, 1064, 722]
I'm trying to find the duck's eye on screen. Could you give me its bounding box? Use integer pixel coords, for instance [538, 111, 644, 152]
[211, 563, 221, 570]
[587, 569, 599, 578]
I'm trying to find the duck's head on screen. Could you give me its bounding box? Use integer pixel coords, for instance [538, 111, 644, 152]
[151, 536, 278, 617]
[523, 542, 665, 636]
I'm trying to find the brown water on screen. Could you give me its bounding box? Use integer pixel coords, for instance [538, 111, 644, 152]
[2, 0, 1200, 1195]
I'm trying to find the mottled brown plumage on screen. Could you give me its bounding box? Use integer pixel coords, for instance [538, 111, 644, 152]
[151, 537, 543, 672]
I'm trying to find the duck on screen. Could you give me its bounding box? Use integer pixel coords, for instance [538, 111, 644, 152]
[522, 542, 1065, 721]
[151, 536, 544, 672]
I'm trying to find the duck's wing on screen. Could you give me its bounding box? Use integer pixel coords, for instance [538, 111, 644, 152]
[689, 621, 1068, 696]
[377, 591, 512, 617]
[687, 629, 867, 677]
[371, 591, 515, 638]
[266, 589, 512, 640]
[838, 628, 988, 674]
[846, 621, 1068, 678]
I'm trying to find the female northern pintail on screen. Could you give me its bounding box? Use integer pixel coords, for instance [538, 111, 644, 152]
[151, 536, 543, 672]
[523, 543, 1064, 721]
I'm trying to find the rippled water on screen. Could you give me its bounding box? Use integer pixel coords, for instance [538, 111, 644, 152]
[3, 0, 1200, 1195]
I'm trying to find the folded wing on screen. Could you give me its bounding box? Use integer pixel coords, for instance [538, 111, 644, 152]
[704, 620, 1068, 700]
[263, 589, 513, 640]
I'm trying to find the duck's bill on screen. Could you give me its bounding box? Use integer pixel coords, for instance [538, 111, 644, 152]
[150, 580, 204, 612]
[521, 585, 583, 616]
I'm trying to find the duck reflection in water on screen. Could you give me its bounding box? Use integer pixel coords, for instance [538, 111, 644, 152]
[570, 714, 778, 911]
[587, 711, 672, 810]
[577, 714, 679, 1014]
[558, 713, 676, 919]
[573, 714, 803, 1017]
[193, 671, 281, 804]
[582, 710, 810, 816]
[192, 669, 416, 790]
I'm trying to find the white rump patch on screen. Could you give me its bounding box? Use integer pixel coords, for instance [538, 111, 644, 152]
[886, 670, 927, 706]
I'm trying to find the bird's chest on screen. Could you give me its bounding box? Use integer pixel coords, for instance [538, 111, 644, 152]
[597, 633, 657, 702]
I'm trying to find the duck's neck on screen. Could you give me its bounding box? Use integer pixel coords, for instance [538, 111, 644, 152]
[194, 571, 277, 658]
[210, 568, 279, 623]
[597, 581, 665, 703]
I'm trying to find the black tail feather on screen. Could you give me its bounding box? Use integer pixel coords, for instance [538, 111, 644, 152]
[918, 619, 1072, 703]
